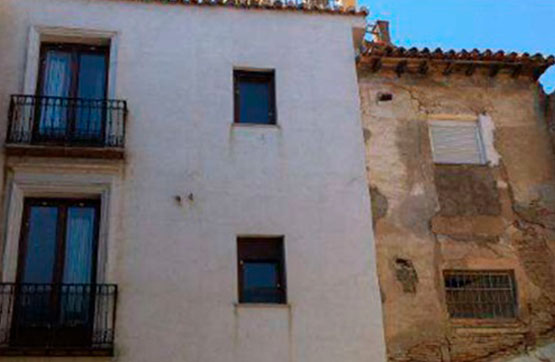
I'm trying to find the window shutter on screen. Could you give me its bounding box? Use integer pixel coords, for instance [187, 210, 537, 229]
[429, 121, 485, 164]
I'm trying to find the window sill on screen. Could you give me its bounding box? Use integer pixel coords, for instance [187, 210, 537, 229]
[5, 144, 125, 160]
[234, 302, 290, 309]
[232, 123, 280, 129]
[449, 318, 525, 331]
[0, 346, 114, 357]
[433, 162, 489, 166]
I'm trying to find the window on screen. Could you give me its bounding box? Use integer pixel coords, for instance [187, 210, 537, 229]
[429, 121, 486, 164]
[444, 270, 518, 319]
[36, 42, 109, 143]
[18, 198, 100, 285]
[237, 237, 286, 304]
[233, 70, 276, 125]
[39, 43, 109, 101]
[13, 198, 100, 347]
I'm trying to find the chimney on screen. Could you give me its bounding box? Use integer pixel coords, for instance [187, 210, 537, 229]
[342, 0, 356, 9]
[372, 20, 391, 45]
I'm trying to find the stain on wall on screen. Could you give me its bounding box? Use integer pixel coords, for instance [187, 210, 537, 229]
[434, 165, 501, 217]
[393, 258, 418, 293]
[370, 185, 388, 225]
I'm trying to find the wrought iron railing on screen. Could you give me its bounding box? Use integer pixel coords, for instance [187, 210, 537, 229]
[0, 283, 117, 355]
[7, 95, 127, 148]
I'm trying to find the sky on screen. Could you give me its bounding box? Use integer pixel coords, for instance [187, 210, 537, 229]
[360, 0, 555, 93]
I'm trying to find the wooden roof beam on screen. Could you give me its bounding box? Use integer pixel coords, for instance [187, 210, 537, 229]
[395, 60, 407, 77]
[371, 58, 382, 73]
[465, 63, 477, 76]
[533, 66, 546, 81]
[418, 60, 429, 75]
[443, 62, 454, 76]
[489, 64, 501, 77]
[511, 64, 523, 78]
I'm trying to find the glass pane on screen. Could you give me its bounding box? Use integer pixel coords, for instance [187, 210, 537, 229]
[22, 206, 59, 283]
[60, 206, 96, 327]
[239, 80, 271, 124]
[41, 51, 73, 98]
[39, 50, 72, 137]
[63, 206, 96, 284]
[244, 262, 278, 288]
[76, 53, 107, 141]
[242, 261, 281, 303]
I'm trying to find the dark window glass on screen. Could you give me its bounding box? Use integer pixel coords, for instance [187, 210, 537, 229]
[243, 261, 280, 303]
[76, 53, 107, 137]
[444, 270, 518, 319]
[39, 44, 108, 100]
[37, 43, 109, 143]
[18, 199, 100, 285]
[237, 237, 285, 304]
[63, 206, 97, 284]
[234, 70, 276, 124]
[22, 206, 59, 284]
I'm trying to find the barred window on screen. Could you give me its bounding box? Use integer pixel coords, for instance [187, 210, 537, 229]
[444, 270, 517, 319]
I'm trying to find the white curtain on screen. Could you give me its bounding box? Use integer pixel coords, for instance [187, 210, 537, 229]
[61, 207, 95, 326]
[39, 51, 72, 136]
[63, 207, 95, 284]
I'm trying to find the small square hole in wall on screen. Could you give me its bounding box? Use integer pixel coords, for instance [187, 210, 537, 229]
[377, 92, 393, 102]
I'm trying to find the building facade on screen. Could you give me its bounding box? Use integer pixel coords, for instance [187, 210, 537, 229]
[358, 23, 555, 362]
[0, 1, 387, 361]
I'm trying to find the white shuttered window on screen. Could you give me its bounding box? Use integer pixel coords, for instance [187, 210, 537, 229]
[429, 120, 486, 164]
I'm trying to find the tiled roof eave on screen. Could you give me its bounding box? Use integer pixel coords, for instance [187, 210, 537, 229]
[102, 0, 369, 16]
[358, 44, 555, 80]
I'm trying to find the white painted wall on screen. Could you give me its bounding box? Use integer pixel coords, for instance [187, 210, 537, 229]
[0, 1, 386, 361]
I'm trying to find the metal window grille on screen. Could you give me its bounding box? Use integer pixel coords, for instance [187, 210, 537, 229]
[444, 270, 517, 319]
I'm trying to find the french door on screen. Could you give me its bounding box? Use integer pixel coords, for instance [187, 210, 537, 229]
[35, 43, 109, 145]
[12, 198, 100, 348]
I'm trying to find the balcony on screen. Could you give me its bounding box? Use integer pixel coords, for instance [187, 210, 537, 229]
[0, 283, 117, 356]
[6, 95, 127, 159]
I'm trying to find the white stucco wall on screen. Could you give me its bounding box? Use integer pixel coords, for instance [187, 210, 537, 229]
[0, 1, 385, 361]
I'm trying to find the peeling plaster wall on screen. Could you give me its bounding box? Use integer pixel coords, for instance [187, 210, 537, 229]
[359, 70, 555, 362]
[0, 1, 386, 362]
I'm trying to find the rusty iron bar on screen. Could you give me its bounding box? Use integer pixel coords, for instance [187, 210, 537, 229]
[444, 270, 517, 320]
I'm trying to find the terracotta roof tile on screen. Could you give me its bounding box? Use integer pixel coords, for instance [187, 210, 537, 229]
[359, 43, 554, 79]
[362, 43, 555, 65]
[103, 0, 368, 16]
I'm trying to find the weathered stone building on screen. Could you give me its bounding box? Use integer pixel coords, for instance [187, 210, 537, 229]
[358, 22, 555, 361]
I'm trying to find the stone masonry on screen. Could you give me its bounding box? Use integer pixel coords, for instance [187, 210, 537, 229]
[358, 24, 555, 362]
